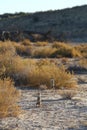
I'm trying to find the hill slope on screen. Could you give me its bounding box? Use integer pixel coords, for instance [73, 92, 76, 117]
[0, 5, 87, 42]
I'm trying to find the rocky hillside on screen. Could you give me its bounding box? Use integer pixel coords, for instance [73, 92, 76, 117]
[0, 5, 87, 42]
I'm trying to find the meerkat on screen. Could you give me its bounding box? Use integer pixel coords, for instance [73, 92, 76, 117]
[36, 91, 42, 107]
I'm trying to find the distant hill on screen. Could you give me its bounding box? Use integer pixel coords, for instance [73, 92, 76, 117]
[0, 5, 87, 42]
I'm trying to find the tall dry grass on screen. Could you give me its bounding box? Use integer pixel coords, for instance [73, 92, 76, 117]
[35, 41, 48, 46]
[79, 58, 87, 69]
[33, 47, 57, 58]
[0, 41, 77, 89]
[21, 39, 31, 46]
[52, 42, 82, 58]
[75, 44, 87, 58]
[0, 78, 20, 118]
[22, 59, 77, 89]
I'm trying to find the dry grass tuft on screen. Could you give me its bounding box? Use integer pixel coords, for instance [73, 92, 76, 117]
[21, 39, 31, 46]
[27, 59, 77, 89]
[35, 41, 48, 46]
[52, 42, 81, 58]
[13, 43, 33, 56]
[79, 58, 87, 69]
[0, 78, 21, 118]
[75, 44, 87, 58]
[33, 47, 57, 58]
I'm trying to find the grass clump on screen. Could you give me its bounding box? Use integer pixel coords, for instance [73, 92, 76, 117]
[52, 42, 81, 58]
[79, 58, 87, 69]
[0, 41, 17, 78]
[35, 41, 48, 46]
[13, 43, 33, 56]
[33, 47, 57, 58]
[21, 39, 31, 46]
[75, 44, 87, 58]
[0, 78, 20, 118]
[27, 59, 77, 89]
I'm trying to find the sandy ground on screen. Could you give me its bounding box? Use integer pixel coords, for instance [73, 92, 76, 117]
[0, 74, 87, 130]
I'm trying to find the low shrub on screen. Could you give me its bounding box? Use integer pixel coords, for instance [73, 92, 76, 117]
[79, 58, 87, 69]
[52, 42, 71, 48]
[35, 41, 48, 46]
[21, 39, 31, 46]
[14, 44, 33, 56]
[52, 42, 82, 58]
[75, 44, 87, 58]
[27, 59, 77, 89]
[52, 46, 81, 58]
[33, 47, 57, 58]
[0, 41, 17, 78]
[0, 78, 20, 118]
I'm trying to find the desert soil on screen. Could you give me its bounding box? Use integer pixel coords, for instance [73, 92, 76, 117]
[0, 73, 87, 130]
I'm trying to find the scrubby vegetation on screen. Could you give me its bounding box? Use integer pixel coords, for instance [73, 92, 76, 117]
[0, 78, 20, 118]
[35, 41, 48, 46]
[0, 41, 78, 89]
[75, 44, 87, 58]
[21, 39, 31, 46]
[0, 42, 21, 118]
[33, 47, 56, 58]
[0, 40, 87, 118]
[79, 58, 87, 69]
[52, 42, 82, 58]
[5, 41, 86, 58]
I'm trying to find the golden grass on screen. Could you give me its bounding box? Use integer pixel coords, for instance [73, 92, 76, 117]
[26, 59, 77, 89]
[35, 41, 48, 46]
[52, 42, 82, 58]
[33, 47, 57, 58]
[0, 78, 20, 118]
[52, 42, 71, 48]
[13, 43, 33, 56]
[75, 44, 87, 58]
[79, 58, 87, 69]
[21, 39, 31, 46]
[0, 41, 78, 89]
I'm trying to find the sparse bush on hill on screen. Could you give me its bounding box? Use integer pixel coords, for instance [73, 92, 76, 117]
[1, 5, 87, 42]
[33, 16, 40, 23]
[0, 78, 20, 118]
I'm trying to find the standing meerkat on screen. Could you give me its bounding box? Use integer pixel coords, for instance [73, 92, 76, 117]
[36, 91, 42, 107]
